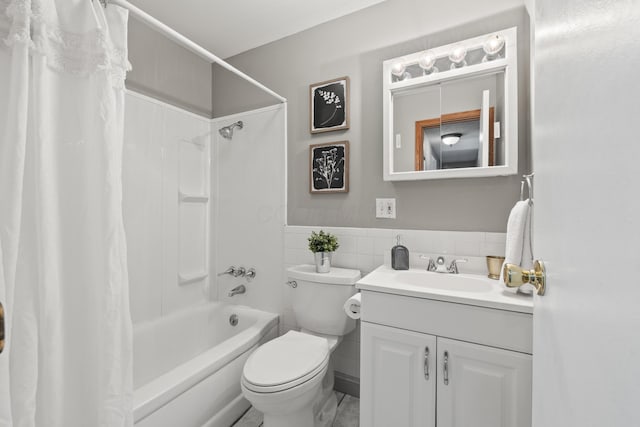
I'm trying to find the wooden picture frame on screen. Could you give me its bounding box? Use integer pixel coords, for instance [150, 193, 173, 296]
[310, 76, 350, 134]
[415, 108, 495, 171]
[309, 141, 349, 193]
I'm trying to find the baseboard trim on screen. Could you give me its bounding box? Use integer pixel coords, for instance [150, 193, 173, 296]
[334, 372, 360, 398]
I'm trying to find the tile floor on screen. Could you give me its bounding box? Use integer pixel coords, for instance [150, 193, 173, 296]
[232, 392, 359, 427]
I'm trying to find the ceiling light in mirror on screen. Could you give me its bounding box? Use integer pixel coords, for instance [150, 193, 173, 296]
[449, 45, 467, 69]
[441, 133, 462, 146]
[418, 50, 438, 75]
[482, 34, 505, 61]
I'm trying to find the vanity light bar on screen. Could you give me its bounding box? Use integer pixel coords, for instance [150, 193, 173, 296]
[388, 30, 512, 74]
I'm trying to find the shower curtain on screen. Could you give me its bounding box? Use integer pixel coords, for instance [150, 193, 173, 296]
[0, 1, 133, 426]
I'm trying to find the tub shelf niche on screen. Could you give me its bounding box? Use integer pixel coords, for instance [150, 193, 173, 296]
[178, 271, 209, 286]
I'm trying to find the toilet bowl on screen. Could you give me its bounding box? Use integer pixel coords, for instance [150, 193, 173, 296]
[241, 331, 331, 427]
[241, 265, 361, 427]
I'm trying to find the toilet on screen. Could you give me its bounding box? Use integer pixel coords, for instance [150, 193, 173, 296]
[241, 264, 361, 427]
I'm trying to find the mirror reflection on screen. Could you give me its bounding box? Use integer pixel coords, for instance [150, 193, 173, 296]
[392, 71, 505, 173]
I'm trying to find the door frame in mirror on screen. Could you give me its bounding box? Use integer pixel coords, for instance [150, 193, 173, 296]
[383, 27, 518, 181]
[415, 108, 495, 171]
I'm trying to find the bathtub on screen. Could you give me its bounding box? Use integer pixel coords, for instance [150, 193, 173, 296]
[133, 303, 279, 427]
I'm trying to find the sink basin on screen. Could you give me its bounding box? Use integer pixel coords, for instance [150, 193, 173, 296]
[391, 270, 492, 293]
[356, 265, 533, 313]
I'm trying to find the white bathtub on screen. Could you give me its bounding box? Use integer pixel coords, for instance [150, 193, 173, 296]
[133, 303, 279, 427]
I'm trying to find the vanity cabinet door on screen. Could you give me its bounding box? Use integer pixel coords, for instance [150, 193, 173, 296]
[436, 337, 532, 427]
[360, 322, 436, 427]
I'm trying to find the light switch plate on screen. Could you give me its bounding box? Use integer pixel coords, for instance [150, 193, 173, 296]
[376, 198, 396, 219]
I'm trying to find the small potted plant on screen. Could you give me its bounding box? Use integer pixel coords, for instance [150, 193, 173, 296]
[308, 230, 339, 273]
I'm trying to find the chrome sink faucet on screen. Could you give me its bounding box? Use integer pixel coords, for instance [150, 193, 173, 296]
[421, 255, 468, 274]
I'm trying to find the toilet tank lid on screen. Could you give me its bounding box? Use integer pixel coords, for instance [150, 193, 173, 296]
[287, 264, 361, 285]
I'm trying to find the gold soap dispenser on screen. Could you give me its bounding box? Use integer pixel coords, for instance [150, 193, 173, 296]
[391, 235, 409, 270]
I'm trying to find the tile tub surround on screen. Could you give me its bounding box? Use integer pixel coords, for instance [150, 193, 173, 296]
[283, 225, 506, 380]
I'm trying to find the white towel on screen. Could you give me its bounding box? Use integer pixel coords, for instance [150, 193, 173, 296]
[500, 200, 533, 286]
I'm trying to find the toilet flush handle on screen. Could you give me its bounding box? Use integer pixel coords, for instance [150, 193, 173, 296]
[286, 280, 297, 288]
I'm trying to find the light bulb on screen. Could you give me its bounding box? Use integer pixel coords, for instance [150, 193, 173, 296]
[449, 45, 467, 69]
[391, 61, 406, 77]
[418, 50, 437, 71]
[483, 34, 505, 58]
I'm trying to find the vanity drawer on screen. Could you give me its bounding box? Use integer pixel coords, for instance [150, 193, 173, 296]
[360, 290, 533, 354]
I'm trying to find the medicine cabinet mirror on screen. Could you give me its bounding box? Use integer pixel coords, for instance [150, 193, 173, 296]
[383, 27, 518, 181]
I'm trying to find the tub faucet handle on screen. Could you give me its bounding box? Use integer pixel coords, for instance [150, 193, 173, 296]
[233, 266, 246, 277]
[218, 266, 236, 276]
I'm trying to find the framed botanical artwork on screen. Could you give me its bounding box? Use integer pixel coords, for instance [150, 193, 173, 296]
[309, 76, 350, 133]
[309, 141, 349, 194]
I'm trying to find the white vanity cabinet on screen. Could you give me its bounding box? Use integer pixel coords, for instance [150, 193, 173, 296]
[360, 322, 437, 427]
[436, 337, 531, 427]
[358, 288, 533, 427]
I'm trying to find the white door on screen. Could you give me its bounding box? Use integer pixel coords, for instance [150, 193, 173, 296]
[437, 338, 532, 427]
[532, 1, 640, 426]
[360, 322, 436, 427]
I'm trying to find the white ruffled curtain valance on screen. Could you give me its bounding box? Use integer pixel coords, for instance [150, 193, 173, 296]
[0, 0, 130, 83]
[0, 1, 133, 426]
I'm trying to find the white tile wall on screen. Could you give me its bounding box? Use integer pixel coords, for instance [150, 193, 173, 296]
[283, 225, 506, 379]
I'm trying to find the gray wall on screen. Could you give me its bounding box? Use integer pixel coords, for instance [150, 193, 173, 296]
[127, 19, 213, 118]
[212, 0, 530, 232]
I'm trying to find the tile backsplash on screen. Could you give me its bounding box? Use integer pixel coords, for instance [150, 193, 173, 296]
[282, 225, 506, 379]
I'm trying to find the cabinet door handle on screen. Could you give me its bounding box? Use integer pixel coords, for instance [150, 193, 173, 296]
[443, 351, 449, 385]
[0, 302, 4, 354]
[424, 346, 430, 380]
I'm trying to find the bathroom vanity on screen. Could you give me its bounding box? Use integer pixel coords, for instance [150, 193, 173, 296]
[356, 266, 533, 427]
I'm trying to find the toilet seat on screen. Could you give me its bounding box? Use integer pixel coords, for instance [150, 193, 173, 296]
[242, 331, 330, 393]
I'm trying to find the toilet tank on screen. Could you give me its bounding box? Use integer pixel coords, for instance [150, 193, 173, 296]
[287, 265, 361, 336]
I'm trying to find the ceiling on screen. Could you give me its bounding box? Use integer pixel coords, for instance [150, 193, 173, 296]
[127, 0, 387, 59]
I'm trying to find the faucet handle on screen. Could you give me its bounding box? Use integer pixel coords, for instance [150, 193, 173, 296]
[233, 266, 246, 277]
[419, 255, 437, 272]
[218, 266, 236, 276]
[448, 259, 468, 274]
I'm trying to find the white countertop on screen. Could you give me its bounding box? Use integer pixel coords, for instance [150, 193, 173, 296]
[356, 265, 534, 314]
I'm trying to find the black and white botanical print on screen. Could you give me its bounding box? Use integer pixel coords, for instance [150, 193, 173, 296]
[310, 77, 350, 133]
[310, 141, 349, 193]
[314, 83, 344, 128]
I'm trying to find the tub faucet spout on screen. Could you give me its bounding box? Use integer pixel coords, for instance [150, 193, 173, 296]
[228, 284, 246, 297]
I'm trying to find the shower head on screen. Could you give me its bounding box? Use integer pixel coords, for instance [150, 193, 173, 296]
[218, 121, 244, 140]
